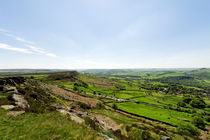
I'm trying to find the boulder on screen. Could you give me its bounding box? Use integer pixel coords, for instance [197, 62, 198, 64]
[12, 94, 30, 109]
[3, 87, 18, 93]
[1, 105, 15, 110]
[70, 115, 84, 124]
[161, 136, 171, 140]
[98, 133, 114, 140]
[7, 111, 25, 117]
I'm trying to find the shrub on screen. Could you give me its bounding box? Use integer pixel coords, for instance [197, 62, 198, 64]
[84, 117, 99, 130]
[112, 103, 118, 110]
[192, 116, 206, 129]
[183, 97, 192, 104]
[205, 116, 210, 122]
[177, 123, 200, 136]
[177, 101, 186, 107]
[127, 127, 142, 140]
[96, 102, 105, 109]
[76, 101, 91, 109]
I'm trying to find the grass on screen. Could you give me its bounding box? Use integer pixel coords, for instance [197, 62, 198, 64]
[108, 102, 192, 126]
[0, 109, 101, 140]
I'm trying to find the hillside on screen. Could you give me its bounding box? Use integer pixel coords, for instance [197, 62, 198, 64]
[0, 70, 209, 140]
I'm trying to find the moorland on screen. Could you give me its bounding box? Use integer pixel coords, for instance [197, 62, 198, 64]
[0, 68, 209, 140]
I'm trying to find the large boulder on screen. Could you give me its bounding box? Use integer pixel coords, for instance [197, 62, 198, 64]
[3, 87, 18, 93]
[1, 105, 15, 110]
[12, 94, 30, 109]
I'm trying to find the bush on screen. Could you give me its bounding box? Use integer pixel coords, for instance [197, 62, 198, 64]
[177, 123, 200, 136]
[112, 103, 118, 110]
[76, 101, 91, 109]
[183, 97, 192, 104]
[84, 117, 99, 130]
[205, 116, 210, 122]
[192, 116, 206, 129]
[177, 101, 186, 107]
[127, 127, 142, 140]
[96, 102, 105, 109]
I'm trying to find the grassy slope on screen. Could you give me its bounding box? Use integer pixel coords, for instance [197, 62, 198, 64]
[0, 109, 100, 140]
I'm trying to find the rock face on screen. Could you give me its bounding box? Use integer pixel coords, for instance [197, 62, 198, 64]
[1, 105, 15, 110]
[12, 94, 30, 109]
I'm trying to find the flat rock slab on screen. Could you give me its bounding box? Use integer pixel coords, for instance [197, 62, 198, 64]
[1, 105, 15, 110]
[12, 94, 30, 109]
[7, 111, 25, 117]
[70, 115, 84, 124]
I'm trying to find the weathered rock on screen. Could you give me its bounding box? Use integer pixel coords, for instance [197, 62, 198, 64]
[12, 94, 30, 109]
[57, 109, 84, 124]
[98, 133, 114, 140]
[1, 105, 15, 110]
[99, 121, 112, 131]
[57, 109, 69, 115]
[3, 87, 18, 93]
[161, 136, 171, 140]
[7, 111, 25, 116]
[70, 114, 84, 124]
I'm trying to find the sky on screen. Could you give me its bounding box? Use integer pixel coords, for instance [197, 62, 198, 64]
[0, 0, 210, 69]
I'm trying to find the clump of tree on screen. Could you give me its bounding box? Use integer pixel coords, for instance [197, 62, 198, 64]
[177, 123, 200, 136]
[189, 99, 206, 109]
[181, 96, 206, 109]
[192, 116, 206, 129]
[73, 81, 89, 92]
[115, 84, 126, 90]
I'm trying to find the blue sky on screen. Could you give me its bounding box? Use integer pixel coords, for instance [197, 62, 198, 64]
[0, 0, 210, 69]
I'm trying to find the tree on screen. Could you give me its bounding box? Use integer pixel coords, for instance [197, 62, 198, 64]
[192, 116, 206, 129]
[190, 99, 206, 109]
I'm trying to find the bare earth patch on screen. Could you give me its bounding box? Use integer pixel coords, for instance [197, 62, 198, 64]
[91, 113, 122, 131]
[44, 84, 99, 107]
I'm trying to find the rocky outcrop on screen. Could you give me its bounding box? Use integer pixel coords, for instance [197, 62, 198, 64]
[0, 77, 25, 86]
[12, 94, 30, 109]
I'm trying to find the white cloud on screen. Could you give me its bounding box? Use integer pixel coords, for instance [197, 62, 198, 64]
[0, 43, 33, 54]
[27, 45, 56, 57]
[0, 28, 56, 57]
